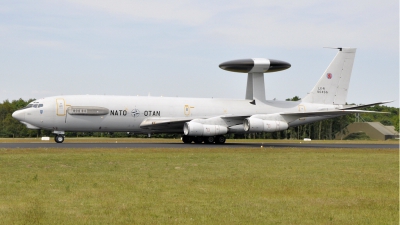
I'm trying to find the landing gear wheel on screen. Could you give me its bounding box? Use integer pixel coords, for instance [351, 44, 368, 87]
[215, 135, 226, 144]
[204, 136, 215, 144]
[182, 135, 192, 144]
[54, 135, 65, 143]
[193, 136, 203, 144]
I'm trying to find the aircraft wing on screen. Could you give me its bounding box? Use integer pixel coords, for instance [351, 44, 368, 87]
[219, 115, 250, 126]
[139, 108, 389, 132]
[139, 117, 196, 131]
[140, 115, 251, 131]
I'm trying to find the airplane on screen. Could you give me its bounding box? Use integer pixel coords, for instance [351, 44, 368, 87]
[12, 47, 391, 144]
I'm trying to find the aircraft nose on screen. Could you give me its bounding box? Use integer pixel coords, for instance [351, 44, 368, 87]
[12, 110, 25, 121]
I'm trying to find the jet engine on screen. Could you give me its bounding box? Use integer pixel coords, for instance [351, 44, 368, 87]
[243, 118, 288, 132]
[184, 122, 228, 136]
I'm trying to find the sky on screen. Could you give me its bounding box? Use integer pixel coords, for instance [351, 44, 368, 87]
[0, 0, 399, 107]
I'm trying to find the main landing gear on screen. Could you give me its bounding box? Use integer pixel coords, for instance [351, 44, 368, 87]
[182, 135, 226, 144]
[54, 134, 65, 143]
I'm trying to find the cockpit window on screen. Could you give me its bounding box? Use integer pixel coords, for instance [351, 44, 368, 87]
[22, 104, 33, 109]
[20, 101, 43, 110]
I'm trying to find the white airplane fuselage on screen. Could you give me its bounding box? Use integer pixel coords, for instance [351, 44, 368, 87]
[12, 95, 339, 133]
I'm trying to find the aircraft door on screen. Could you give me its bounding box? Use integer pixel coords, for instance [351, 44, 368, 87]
[56, 98, 66, 116]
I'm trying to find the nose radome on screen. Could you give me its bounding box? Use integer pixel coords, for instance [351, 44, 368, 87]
[12, 110, 25, 121]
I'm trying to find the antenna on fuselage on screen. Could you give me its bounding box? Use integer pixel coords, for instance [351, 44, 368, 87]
[219, 58, 291, 102]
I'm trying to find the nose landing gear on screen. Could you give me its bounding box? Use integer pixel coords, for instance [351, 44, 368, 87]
[53, 131, 65, 143]
[54, 134, 65, 143]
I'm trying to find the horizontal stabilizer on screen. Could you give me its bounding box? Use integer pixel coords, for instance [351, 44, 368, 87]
[342, 100, 394, 110]
[281, 109, 389, 119]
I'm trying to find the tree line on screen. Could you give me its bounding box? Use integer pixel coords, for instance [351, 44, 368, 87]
[0, 98, 398, 139]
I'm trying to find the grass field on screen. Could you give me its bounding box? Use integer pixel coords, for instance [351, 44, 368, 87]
[0, 146, 398, 224]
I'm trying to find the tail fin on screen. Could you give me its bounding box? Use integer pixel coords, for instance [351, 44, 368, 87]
[302, 48, 356, 105]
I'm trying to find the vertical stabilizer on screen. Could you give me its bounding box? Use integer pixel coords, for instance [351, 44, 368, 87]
[302, 48, 356, 105]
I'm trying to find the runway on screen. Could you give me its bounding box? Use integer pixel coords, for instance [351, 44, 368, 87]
[0, 142, 398, 149]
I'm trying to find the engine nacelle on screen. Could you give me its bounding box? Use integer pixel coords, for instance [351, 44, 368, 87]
[243, 118, 288, 132]
[184, 122, 228, 136]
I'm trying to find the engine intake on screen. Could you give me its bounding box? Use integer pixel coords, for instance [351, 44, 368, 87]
[184, 122, 228, 136]
[243, 118, 288, 132]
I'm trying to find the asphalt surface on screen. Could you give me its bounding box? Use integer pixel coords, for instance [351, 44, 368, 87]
[0, 142, 398, 149]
